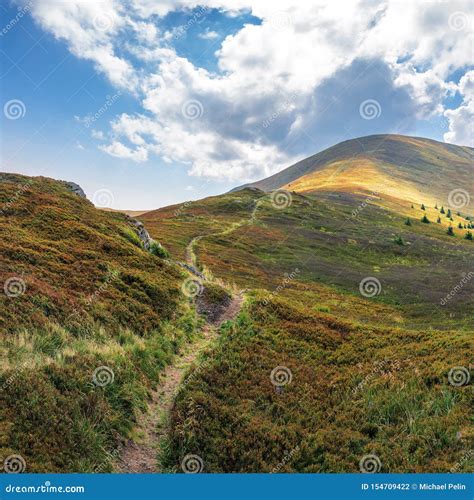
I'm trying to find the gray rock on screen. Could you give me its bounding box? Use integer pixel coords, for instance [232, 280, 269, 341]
[63, 181, 87, 199]
[126, 216, 154, 250]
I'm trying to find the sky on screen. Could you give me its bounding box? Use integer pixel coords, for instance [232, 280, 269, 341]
[0, 0, 472, 210]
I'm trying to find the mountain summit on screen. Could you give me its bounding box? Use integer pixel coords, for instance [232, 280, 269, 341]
[234, 135, 473, 209]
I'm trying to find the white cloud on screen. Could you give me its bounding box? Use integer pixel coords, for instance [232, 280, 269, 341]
[26, 0, 474, 181]
[198, 29, 219, 40]
[444, 71, 474, 146]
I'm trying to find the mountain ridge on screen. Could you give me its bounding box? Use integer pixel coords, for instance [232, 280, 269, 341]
[232, 134, 473, 210]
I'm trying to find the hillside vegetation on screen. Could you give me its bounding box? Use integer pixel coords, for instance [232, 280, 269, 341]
[143, 136, 473, 472]
[0, 173, 198, 472]
[235, 135, 473, 211]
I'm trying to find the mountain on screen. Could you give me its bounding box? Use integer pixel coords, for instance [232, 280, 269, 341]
[233, 135, 473, 211]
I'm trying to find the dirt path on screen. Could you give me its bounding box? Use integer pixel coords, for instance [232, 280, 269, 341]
[117, 198, 260, 473]
[116, 292, 243, 473]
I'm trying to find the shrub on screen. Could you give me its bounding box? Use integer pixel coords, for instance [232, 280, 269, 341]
[150, 241, 170, 258]
[447, 226, 455, 236]
[465, 231, 472, 240]
[421, 215, 430, 224]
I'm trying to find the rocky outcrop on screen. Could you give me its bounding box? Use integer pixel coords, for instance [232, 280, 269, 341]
[63, 181, 87, 199]
[126, 216, 154, 251]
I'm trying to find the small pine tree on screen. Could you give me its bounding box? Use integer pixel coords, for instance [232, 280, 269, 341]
[411, 204, 414, 209]
[465, 231, 473, 240]
[435, 203, 438, 210]
[421, 215, 430, 224]
[447, 209, 452, 218]
[458, 222, 463, 229]
[421, 204, 426, 210]
[457, 211, 461, 217]
[447, 226, 455, 236]
[394, 235, 405, 246]
[440, 206, 445, 214]
[405, 217, 412, 226]
[437, 216, 441, 223]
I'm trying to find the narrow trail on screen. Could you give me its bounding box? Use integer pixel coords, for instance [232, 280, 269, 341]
[116, 198, 260, 473]
[116, 292, 243, 473]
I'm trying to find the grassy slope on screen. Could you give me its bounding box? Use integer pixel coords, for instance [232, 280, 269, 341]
[144, 187, 473, 473]
[0, 173, 199, 472]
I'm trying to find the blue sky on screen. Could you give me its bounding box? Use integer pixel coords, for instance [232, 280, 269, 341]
[0, 1, 472, 209]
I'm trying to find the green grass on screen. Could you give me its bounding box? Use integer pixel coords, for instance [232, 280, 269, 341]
[0, 173, 200, 472]
[167, 294, 472, 472]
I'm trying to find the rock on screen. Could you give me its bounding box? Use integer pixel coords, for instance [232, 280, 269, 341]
[126, 216, 154, 250]
[63, 181, 87, 199]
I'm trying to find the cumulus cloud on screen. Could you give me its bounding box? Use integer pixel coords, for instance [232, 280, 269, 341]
[444, 71, 474, 146]
[24, 0, 474, 181]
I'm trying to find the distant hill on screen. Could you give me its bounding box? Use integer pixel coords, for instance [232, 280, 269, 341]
[233, 135, 473, 210]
